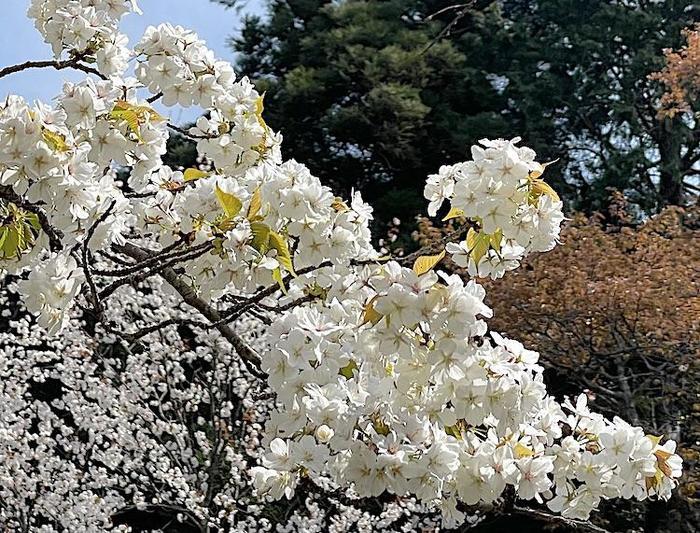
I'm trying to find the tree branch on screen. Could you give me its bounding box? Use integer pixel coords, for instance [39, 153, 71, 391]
[79, 200, 116, 316]
[115, 241, 265, 378]
[0, 56, 107, 81]
[510, 506, 612, 533]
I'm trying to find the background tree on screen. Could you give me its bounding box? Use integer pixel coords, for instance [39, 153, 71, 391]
[229, 0, 700, 228]
[229, 0, 515, 236]
[651, 24, 700, 131]
[495, 0, 700, 212]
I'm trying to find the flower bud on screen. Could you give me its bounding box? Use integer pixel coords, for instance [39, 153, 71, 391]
[315, 424, 334, 443]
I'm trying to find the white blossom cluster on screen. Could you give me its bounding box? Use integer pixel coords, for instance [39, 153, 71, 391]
[0, 1, 684, 530]
[135, 23, 281, 175]
[28, 0, 139, 74]
[425, 137, 565, 279]
[253, 265, 682, 526]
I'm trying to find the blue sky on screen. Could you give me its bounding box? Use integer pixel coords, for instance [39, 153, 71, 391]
[0, 0, 264, 124]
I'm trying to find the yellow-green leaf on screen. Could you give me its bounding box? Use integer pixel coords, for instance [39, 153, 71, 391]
[247, 187, 263, 219]
[441, 206, 465, 221]
[0, 228, 8, 254]
[215, 185, 243, 218]
[0, 227, 19, 259]
[339, 359, 358, 379]
[183, 168, 210, 182]
[444, 424, 463, 440]
[530, 179, 560, 202]
[646, 435, 663, 448]
[466, 228, 491, 265]
[0, 203, 39, 260]
[110, 100, 165, 142]
[490, 229, 503, 253]
[41, 128, 70, 152]
[529, 159, 559, 179]
[110, 107, 142, 141]
[360, 296, 383, 326]
[272, 266, 287, 295]
[254, 93, 268, 130]
[371, 413, 390, 436]
[269, 231, 296, 276]
[412, 249, 445, 275]
[250, 221, 271, 254]
[514, 442, 535, 458]
[331, 197, 349, 213]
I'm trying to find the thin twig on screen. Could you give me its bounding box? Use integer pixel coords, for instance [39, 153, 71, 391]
[0, 56, 107, 80]
[167, 123, 217, 140]
[81, 200, 117, 316]
[116, 242, 266, 378]
[94, 239, 187, 277]
[511, 506, 612, 533]
[146, 91, 163, 104]
[421, 2, 473, 55]
[99, 241, 214, 300]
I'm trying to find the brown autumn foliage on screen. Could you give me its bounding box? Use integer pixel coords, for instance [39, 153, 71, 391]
[651, 24, 700, 118]
[414, 193, 700, 528]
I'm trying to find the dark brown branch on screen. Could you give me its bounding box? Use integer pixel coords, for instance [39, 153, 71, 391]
[421, 2, 474, 55]
[0, 56, 107, 80]
[510, 506, 611, 533]
[94, 239, 187, 277]
[99, 241, 214, 300]
[80, 200, 116, 316]
[115, 242, 265, 378]
[167, 123, 217, 140]
[146, 91, 163, 104]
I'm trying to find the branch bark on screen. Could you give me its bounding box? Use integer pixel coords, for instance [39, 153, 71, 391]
[0, 56, 107, 80]
[115, 242, 265, 378]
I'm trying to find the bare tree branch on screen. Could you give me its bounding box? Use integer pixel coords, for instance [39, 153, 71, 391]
[510, 506, 612, 533]
[116, 242, 266, 378]
[0, 56, 107, 80]
[79, 200, 117, 316]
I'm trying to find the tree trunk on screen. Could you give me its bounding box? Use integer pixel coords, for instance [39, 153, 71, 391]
[657, 116, 684, 207]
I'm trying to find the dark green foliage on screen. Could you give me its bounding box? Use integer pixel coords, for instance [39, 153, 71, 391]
[231, 1, 517, 228]
[497, 0, 699, 213]
[231, 0, 700, 226]
[162, 130, 198, 170]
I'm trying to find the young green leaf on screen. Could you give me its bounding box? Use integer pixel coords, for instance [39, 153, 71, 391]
[360, 295, 383, 326]
[530, 179, 560, 202]
[466, 228, 491, 265]
[215, 185, 243, 218]
[441, 206, 465, 221]
[250, 221, 271, 254]
[269, 231, 296, 276]
[247, 187, 263, 219]
[490, 229, 503, 253]
[183, 168, 210, 182]
[339, 359, 358, 379]
[41, 128, 70, 152]
[412, 249, 446, 275]
[271, 266, 287, 295]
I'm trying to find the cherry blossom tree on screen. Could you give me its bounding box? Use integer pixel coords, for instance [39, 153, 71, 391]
[0, 1, 683, 531]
